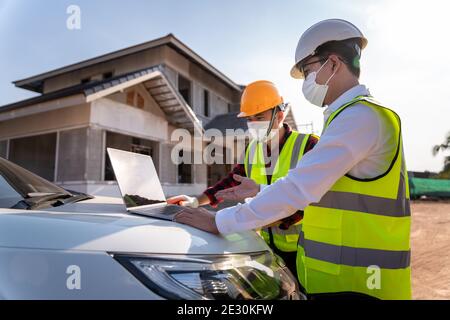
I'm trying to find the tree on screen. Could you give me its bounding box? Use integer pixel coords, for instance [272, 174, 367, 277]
[433, 132, 450, 179]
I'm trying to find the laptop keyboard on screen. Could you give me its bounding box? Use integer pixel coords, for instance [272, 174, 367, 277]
[146, 204, 184, 215]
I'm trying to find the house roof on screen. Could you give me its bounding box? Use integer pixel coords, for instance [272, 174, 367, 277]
[0, 66, 203, 134]
[13, 34, 242, 93]
[204, 112, 248, 134]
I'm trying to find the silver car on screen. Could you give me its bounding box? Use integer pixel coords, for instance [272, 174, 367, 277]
[0, 157, 300, 300]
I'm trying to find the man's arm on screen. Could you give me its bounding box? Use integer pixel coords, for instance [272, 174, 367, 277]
[167, 163, 253, 207]
[215, 105, 381, 234]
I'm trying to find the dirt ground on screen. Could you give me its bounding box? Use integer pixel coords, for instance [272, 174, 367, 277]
[411, 200, 450, 299]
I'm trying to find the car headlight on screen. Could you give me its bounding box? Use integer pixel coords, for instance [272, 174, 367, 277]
[113, 251, 301, 300]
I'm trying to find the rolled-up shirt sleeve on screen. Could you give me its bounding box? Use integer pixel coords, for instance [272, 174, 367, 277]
[215, 105, 381, 234]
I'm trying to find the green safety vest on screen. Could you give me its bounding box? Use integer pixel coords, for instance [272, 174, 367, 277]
[244, 131, 313, 252]
[296, 96, 411, 300]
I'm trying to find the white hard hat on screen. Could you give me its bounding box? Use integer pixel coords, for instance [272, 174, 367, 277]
[290, 19, 368, 79]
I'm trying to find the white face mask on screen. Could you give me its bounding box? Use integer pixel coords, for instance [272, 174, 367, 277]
[247, 121, 276, 142]
[302, 59, 336, 107]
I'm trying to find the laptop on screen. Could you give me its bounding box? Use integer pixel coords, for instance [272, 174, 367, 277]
[107, 148, 184, 221]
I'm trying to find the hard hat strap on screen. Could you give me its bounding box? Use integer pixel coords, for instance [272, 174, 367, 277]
[265, 106, 279, 138]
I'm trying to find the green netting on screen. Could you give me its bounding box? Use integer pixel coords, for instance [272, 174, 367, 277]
[409, 177, 450, 198]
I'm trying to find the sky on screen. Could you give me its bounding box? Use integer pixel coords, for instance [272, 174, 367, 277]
[0, 0, 449, 172]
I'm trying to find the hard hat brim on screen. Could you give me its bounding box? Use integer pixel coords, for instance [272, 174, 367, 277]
[238, 103, 282, 118]
[290, 64, 304, 79]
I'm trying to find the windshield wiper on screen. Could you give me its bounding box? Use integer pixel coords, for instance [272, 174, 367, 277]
[30, 192, 94, 209]
[26, 192, 73, 209]
[10, 192, 94, 210]
[10, 193, 70, 210]
[56, 193, 94, 206]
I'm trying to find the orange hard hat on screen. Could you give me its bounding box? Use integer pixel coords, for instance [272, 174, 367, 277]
[238, 80, 284, 118]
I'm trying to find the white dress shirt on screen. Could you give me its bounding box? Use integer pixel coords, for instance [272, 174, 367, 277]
[216, 84, 398, 234]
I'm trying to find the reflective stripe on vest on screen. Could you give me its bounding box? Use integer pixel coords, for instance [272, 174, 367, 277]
[313, 172, 410, 217]
[297, 96, 412, 300]
[244, 131, 311, 252]
[297, 227, 411, 269]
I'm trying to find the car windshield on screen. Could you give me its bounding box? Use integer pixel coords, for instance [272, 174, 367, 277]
[0, 157, 71, 209]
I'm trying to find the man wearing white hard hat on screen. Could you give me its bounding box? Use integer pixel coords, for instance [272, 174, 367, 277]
[175, 19, 411, 300]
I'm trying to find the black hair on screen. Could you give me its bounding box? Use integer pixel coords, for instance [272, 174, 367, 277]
[315, 37, 363, 78]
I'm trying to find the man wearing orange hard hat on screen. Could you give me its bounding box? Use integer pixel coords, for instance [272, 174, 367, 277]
[168, 80, 319, 277]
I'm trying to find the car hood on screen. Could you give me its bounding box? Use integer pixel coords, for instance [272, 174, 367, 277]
[0, 196, 270, 255]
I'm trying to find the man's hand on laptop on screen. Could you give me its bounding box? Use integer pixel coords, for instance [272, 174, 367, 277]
[174, 207, 219, 234]
[167, 195, 199, 208]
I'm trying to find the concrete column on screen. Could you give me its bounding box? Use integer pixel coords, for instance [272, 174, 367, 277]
[85, 126, 104, 181]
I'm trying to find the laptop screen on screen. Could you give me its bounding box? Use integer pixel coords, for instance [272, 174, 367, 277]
[107, 148, 166, 208]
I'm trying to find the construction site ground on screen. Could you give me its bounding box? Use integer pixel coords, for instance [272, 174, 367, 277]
[411, 200, 450, 299]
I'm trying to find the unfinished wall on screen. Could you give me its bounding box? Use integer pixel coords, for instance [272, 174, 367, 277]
[163, 46, 240, 104]
[210, 92, 230, 118]
[0, 140, 7, 158]
[90, 97, 168, 142]
[159, 142, 178, 184]
[56, 126, 103, 182]
[9, 133, 57, 181]
[107, 84, 166, 119]
[0, 103, 90, 140]
[57, 127, 88, 182]
[160, 64, 178, 88]
[85, 127, 104, 181]
[161, 48, 241, 128]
